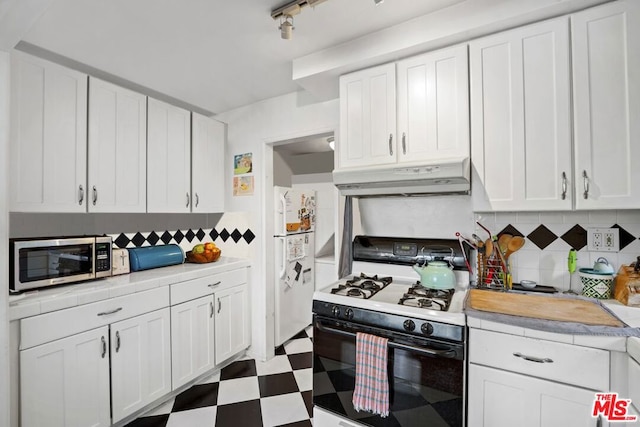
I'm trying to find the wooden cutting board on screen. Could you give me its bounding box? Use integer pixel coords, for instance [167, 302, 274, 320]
[468, 289, 624, 327]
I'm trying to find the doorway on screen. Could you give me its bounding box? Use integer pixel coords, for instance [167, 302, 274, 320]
[263, 130, 338, 358]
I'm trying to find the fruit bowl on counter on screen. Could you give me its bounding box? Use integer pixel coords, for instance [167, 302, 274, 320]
[186, 242, 221, 263]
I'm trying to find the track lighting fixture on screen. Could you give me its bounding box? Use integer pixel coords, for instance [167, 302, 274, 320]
[271, 0, 330, 40]
[280, 15, 294, 40]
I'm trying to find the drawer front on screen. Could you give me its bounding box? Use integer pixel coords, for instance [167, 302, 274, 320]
[170, 268, 247, 305]
[20, 287, 169, 349]
[469, 328, 609, 390]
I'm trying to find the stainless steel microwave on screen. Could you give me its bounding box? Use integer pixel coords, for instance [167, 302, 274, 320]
[9, 236, 113, 292]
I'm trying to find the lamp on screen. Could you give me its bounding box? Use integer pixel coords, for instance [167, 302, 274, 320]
[280, 14, 294, 40]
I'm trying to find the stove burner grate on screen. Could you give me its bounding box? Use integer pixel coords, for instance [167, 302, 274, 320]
[398, 284, 455, 311]
[330, 273, 392, 299]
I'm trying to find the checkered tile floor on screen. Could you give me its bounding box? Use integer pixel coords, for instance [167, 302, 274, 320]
[125, 327, 313, 427]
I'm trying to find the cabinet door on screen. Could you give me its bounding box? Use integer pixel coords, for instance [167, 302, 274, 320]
[20, 326, 110, 427]
[468, 364, 606, 427]
[110, 308, 171, 423]
[10, 52, 87, 212]
[215, 284, 250, 364]
[147, 98, 191, 212]
[87, 78, 147, 212]
[397, 44, 469, 163]
[192, 113, 225, 213]
[171, 295, 216, 390]
[338, 63, 396, 168]
[470, 18, 572, 211]
[572, 0, 640, 209]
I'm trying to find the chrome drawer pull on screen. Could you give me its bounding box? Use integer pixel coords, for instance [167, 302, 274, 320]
[101, 336, 106, 358]
[402, 132, 406, 155]
[210, 301, 214, 318]
[115, 331, 121, 352]
[513, 352, 553, 364]
[208, 281, 222, 288]
[186, 192, 190, 208]
[388, 134, 393, 156]
[97, 307, 123, 316]
[78, 185, 84, 205]
[92, 186, 98, 205]
[561, 172, 567, 200]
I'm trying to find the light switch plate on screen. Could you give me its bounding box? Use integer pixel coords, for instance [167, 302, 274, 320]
[587, 228, 619, 252]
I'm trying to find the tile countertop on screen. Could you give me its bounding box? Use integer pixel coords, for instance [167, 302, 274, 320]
[8, 256, 250, 322]
[467, 299, 640, 353]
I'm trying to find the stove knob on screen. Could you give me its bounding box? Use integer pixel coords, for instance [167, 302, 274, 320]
[403, 320, 415, 332]
[344, 308, 354, 320]
[331, 305, 340, 317]
[421, 322, 434, 336]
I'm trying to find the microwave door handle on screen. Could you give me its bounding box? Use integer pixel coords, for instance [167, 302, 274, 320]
[314, 320, 458, 359]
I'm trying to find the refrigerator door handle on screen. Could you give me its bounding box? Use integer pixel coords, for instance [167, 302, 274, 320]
[279, 194, 287, 235]
[278, 236, 287, 279]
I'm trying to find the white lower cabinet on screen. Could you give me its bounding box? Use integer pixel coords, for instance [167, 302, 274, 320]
[468, 328, 610, 427]
[468, 364, 606, 427]
[110, 308, 171, 423]
[20, 326, 111, 427]
[170, 295, 216, 390]
[214, 284, 250, 364]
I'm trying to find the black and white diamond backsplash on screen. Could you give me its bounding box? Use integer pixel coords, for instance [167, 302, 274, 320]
[110, 227, 256, 249]
[495, 223, 638, 251]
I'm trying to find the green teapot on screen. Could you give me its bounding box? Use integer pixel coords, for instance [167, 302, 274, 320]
[412, 261, 456, 290]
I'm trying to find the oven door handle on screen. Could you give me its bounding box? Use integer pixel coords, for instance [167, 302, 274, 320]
[315, 321, 459, 359]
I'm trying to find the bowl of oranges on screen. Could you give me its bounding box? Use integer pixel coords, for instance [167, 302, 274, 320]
[186, 242, 221, 263]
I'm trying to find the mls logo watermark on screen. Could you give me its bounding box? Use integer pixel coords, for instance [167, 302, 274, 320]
[592, 393, 638, 422]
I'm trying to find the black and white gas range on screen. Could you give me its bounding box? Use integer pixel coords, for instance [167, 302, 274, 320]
[312, 236, 471, 427]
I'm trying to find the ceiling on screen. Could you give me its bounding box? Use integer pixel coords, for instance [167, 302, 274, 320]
[15, 0, 465, 115]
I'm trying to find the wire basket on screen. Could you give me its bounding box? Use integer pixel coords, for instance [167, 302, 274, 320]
[579, 270, 614, 299]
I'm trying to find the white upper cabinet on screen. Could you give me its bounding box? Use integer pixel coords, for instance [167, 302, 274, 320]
[397, 44, 469, 163]
[191, 113, 225, 213]
[338, 46, 470, 171]
[10, 52, 88, 212]
[572, 0, 640, 210]
[147, 98, 192, 213]
[88, 77, 147, 213]
[338, 63, 397, 168]
[470, 17, 572, 211]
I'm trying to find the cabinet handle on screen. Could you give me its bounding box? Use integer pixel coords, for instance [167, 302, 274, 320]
[208, 281, 222, 288]
[195, 193, 199, 208]
[78, 185, 84, 205]
[388, 134, 393, 156]
[186, 192, 190, 208]
[561, 172, 567, 200]
[97, 307, 122, 316]
[582, 170, 590, 199]
[210, 301, 214, 318]
[402, 132, 406, 155]
[115, 331, 121, 352]
[101, 336, 106, 358]
[513, 352, 553, 364]
[92, 186, 98, 205]
[217, 298, 221, 314]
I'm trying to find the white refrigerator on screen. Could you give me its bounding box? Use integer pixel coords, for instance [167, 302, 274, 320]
[274, 186, 316, 347]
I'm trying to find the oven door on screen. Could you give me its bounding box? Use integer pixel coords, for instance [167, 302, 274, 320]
[313, 314, 465, 427]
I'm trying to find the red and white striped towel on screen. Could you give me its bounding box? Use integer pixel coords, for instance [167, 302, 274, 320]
[352, 332, 390, 418]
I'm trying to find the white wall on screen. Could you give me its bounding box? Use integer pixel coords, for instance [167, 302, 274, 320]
[1, 49, 12, 427]
[217, 91, 339, 360]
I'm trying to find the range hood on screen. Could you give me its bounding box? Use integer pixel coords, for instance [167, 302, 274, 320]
[332, 157, 470, 196]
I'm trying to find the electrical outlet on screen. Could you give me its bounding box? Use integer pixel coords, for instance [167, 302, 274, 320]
[587, 228, 620, 252]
